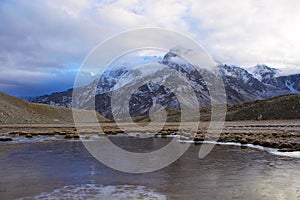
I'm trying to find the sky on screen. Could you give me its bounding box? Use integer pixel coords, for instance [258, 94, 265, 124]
[1, 0, 300, 97]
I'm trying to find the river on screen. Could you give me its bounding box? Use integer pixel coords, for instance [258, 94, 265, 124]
[0, 136, 300, 199]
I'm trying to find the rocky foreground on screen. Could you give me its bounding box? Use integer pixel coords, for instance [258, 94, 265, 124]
[1, 120, 300, 152]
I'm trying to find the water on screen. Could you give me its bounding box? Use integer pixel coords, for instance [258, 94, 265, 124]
[0, 136, 300, 199]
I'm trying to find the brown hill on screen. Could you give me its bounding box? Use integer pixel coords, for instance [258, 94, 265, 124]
[226, 94, 300, 121]
[132, 94, 300, 122]
[0, 92, 109, 124]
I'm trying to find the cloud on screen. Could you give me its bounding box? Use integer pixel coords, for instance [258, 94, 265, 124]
[0, 0, 300, 96]
[185, 0, 300, 69]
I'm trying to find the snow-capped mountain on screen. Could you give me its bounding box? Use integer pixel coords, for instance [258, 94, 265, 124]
[250, 64, 279, 82]
[249, 64, 300, 95]
[32, 50, 300, 120]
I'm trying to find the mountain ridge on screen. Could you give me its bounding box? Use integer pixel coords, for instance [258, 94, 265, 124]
[32, 50, 300, 120]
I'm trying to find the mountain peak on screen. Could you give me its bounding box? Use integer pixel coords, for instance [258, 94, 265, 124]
[254, 64, 277, 71]
[250, 64, 279, 82]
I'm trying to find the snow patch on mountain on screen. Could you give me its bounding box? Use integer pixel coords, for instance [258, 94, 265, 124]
[285, 80, 300, 94]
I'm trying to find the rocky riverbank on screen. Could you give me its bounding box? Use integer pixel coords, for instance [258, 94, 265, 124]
[157, 121, 300, 152]
[191, 129, 300, 152]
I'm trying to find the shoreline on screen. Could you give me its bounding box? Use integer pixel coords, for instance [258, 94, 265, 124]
[1, 133, 300, 160]
[1, 120, 300, 152]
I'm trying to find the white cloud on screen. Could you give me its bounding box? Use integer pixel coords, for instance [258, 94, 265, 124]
[185, 0, 300, 71]
[1, 0, 300, 95]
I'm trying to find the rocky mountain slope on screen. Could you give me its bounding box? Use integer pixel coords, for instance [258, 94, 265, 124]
[0, 92, 108, 124]
[32, 50, 300, 120]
